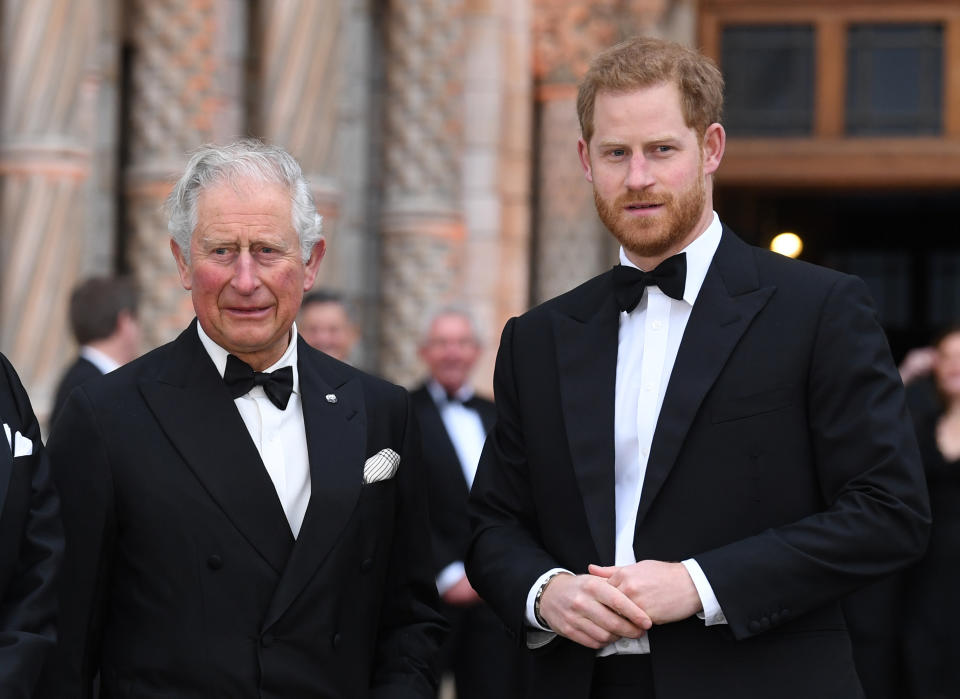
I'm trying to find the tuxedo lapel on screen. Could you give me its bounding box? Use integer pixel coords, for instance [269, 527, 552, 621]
[139, 323, 294, 575]
[264, 340, 364, 630]
[635, 231, 776, 530]
[552, 276, 620, 565]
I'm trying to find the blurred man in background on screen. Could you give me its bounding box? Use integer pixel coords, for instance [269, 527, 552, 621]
[411, 307, 527, 699]
[51, 276, 140, 425]
[298, 289, 358, 363]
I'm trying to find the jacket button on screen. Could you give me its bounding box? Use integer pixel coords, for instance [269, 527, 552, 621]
[261, 634, 274, 648]
[207, 554, 223, 570]
[748, 620, 762, 633]
[360, 558, 373, 573]
[332, 633, 342, 649]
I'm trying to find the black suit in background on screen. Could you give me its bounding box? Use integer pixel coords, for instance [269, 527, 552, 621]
[411, 385, 527, 699]
[0, 353, 61, 697]
[39, 321, 445, 699]
[467, 228, 930, 699]
[50, 356, 102, 427]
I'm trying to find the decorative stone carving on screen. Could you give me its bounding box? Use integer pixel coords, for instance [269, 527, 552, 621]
[379, 0, 466, 386]
[533, 0, 669, 83]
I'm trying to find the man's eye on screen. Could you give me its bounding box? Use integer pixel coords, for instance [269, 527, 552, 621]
[213, 248, 228, 255]
[609, 149, 626, 157]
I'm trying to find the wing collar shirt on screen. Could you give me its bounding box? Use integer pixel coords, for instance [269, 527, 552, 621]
[197, 322, 311, 538]
[525, 212, 727, 653]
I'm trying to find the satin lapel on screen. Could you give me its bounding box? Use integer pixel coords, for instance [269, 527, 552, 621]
[635, 232, 776, 529]
[264, 342, 364, 629]
[552, 278, 620, 566]
[139, 324, 294, 575]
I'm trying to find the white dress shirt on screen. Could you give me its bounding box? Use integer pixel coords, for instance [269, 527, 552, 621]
[526, 213, 727, 652]
[197, 322, 311, 538]
[427, 379, 489, 595]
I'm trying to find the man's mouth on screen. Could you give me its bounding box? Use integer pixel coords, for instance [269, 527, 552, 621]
[227, 306, 270, 316]
[625, 202, 662, 211]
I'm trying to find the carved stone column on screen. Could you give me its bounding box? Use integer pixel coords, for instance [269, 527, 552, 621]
[379, 0, 466, 385]
[531, 0, 676, 303]
[0, 0, 100, 408]
[123, 0, 246, 350]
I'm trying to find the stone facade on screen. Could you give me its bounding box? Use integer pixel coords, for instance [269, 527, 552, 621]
[0, 0, 694, 415]
[0, 0, 100, 409]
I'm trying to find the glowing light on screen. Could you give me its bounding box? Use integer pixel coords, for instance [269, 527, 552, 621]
[770, 232, 803, 258]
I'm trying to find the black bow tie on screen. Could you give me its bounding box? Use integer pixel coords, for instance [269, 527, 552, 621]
[613, 253, 687, 311]
[223, 354, 294, 410]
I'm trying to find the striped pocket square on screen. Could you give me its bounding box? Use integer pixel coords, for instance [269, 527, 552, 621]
[363, 448, 400, 484]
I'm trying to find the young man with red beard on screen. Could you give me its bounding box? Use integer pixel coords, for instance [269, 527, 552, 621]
[466, 37, 929, 699]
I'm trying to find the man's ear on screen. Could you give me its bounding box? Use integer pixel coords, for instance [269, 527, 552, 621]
[577, 137, 594, 183]
[701, 123, 726, 176]
[302, 239, 326, 291]
[170, 239, 192, 290]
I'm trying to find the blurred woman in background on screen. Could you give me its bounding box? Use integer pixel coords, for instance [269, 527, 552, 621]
[903, 326, 960, 699]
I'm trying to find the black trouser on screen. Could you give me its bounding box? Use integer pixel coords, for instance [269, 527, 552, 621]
[590, 654, 655, 699]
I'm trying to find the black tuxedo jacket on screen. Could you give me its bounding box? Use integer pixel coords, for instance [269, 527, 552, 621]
[39, 321, 445, 699]
[467, 229, 930, 699]
[410, 384, 495, 576]
[0, 353, 61, 697]
[51, 356, 102, 428]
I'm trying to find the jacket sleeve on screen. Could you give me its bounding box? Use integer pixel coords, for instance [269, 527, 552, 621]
[695, 274, 931, 639]
[0, 356, 62, 698]
[466, 317, 563, 641]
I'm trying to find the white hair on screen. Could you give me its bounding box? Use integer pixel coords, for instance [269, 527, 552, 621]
[165, 139, 323, 263]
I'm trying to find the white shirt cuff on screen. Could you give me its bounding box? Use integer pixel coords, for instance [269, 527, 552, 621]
[525, 567, 571, 629]
[436, 561, 467, 596]
[682, 558, 727, 625]
[524, 567, 571, 649]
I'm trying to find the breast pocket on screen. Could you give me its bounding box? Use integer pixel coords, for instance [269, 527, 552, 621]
[711, 384, 796, 424]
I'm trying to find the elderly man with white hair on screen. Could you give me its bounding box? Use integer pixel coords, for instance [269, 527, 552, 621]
[39, 140, 445, 699]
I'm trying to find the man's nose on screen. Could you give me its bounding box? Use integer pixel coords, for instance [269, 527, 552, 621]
[231, 251, 260, 292]
[625, 154, 655, 191]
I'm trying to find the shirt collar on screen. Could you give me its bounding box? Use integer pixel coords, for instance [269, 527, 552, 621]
[80, 345, 122, 374]
[196, 320, 301, 395]
[618, 211, 723, 306]
[427, 378, 474, 404]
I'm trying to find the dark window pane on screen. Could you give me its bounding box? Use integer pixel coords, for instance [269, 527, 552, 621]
[846, 24, 943, 136]
[830, 251, 912, 329]
[928, 252, 960, 327]
[721, 25, 815, 136]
